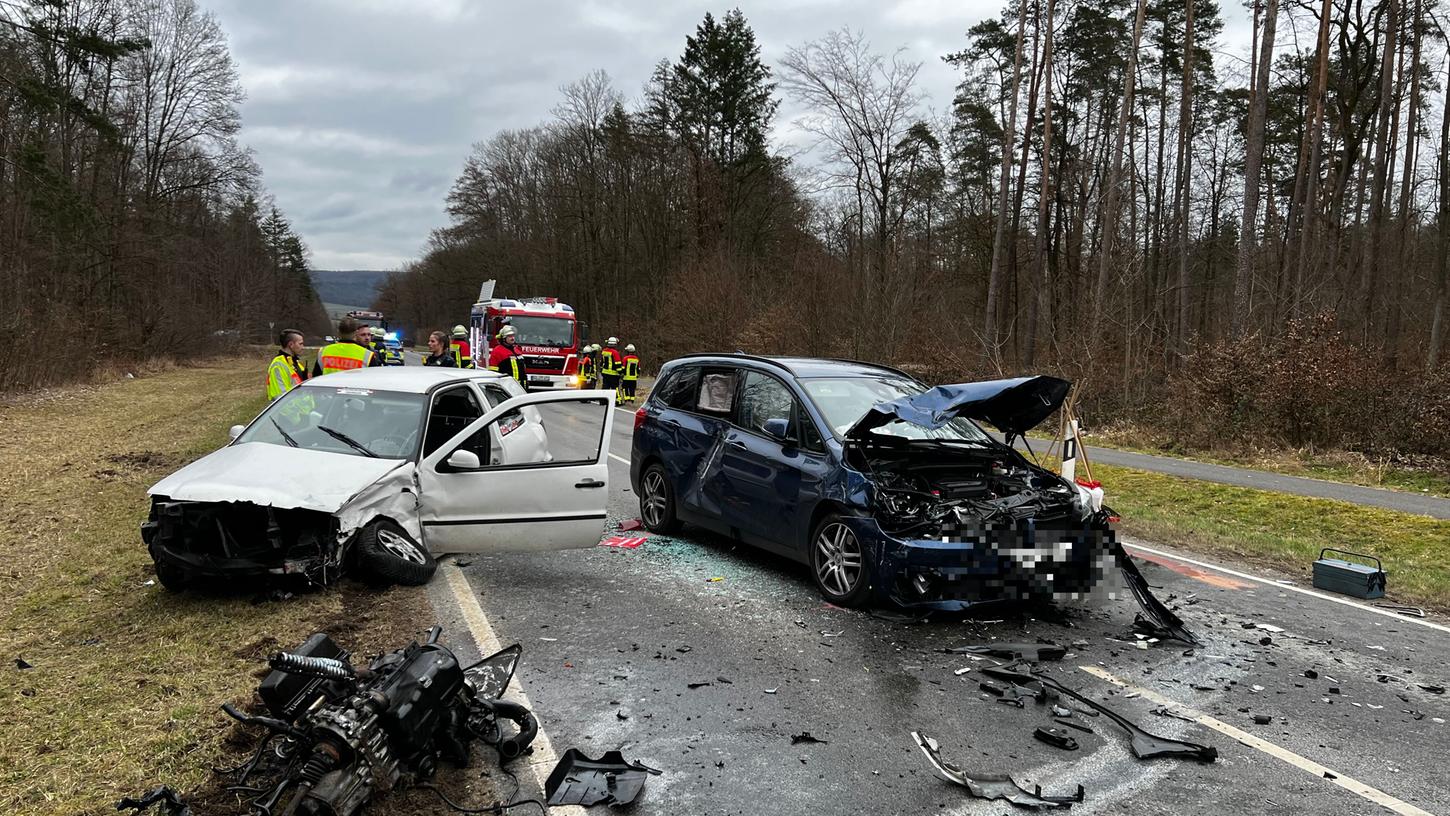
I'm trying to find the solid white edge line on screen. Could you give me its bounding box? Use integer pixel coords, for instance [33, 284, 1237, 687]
[1122, 541, 1450, 635]
[1079, 666, 1437, 816]
[442, 563, 588, 816]
[609, 452, 631, 466]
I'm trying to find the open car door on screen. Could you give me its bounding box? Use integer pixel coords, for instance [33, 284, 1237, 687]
[418, 389, 615, 554]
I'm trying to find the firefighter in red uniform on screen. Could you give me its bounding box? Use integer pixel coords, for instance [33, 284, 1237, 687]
[450, 325, 473, 369]
[600, 337, 623, 404]
[621, 344, 641, 404]
[488, 325, 528, 390]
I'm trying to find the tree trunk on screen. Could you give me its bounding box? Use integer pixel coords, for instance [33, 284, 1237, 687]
[985, 0, 1032, 353]
[1292, 0, 1333, 318]
[1232, 0, 1279, 337]
[1025, 0, 1056, 367]
[1430, 54, 1450, 371]
[1174, 0, 1196, 355]
[1091, 0, 1148, 336]
[1359, 0, 1398, 341]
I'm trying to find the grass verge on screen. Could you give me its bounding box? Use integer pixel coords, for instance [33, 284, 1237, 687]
[1098, 462, 1450, 612]
[1052, 425, 1450, 499]
[0, 354, 434, 816]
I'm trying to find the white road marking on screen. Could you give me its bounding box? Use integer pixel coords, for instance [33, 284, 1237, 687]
[442, 564, 586, 815]
[1123, 541, 1450, 635]
[1079, 666, 1436, 816]
[609, 452, 631, 466]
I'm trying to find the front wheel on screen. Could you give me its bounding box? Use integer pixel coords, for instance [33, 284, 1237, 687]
[809, 514, 872, 607]
[354, 519, 437, 586]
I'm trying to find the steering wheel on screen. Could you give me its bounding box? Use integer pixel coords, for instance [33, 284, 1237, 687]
[368, 434, 412, 458]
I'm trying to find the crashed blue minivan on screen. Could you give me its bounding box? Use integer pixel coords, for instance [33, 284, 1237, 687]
[629, 355, 1120, 610]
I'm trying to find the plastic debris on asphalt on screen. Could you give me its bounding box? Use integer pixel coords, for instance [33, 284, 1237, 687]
[600, 536, 647, 549]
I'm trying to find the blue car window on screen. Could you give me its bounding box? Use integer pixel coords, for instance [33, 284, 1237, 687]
[738, 372, 795, 435]
[655, 366, 702, 409]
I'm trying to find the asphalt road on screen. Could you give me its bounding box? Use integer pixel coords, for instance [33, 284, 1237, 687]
[437, 405, 1450, 816]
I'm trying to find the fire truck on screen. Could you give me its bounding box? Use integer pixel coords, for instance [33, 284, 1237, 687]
[469, 282, 586, 389]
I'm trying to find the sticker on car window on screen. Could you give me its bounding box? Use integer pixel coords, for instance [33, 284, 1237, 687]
[335, 388, 374, 396]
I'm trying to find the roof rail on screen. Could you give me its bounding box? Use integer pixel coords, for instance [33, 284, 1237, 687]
[670, 352, 797, 375]
[818, 357, 917, 381]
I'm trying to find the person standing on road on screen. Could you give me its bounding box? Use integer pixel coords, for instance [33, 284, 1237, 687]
[488, 325, 528, 390]
[266, 329, 309, 400]
[600, 337, 622, 402]
[450, 325, 473, 369]
[578, 344, 594, 389]
[369, 326, 389, 363]
[423, 331, 459, 367]
[621, 344, 641, 405]
[313, 318, 380, 376]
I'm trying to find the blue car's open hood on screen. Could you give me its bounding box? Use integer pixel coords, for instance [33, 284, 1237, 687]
[846, 375, 1071, 439]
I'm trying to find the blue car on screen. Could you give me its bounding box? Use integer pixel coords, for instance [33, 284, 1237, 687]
[629, 355, 1120, 610]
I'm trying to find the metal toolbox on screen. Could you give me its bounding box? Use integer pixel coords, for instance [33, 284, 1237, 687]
[1312, 548, 1386, 599]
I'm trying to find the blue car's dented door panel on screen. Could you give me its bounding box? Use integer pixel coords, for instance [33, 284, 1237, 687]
[716, 428, 829, 559]
[659, 410, 732, 530]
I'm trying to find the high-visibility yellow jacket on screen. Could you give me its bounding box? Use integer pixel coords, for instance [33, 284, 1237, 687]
[623, 354, 640, 381]
[601, 347, 622, 376]
[451, 339, 473, 369]
[314, 342, 374, 376]
[266, 353, 306, 400]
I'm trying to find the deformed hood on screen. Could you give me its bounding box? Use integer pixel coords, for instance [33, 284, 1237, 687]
[148, 442, 408, 513]
[846, 375, 1071, 439]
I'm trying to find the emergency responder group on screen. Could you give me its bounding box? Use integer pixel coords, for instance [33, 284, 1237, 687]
[267, 319, 642, 405]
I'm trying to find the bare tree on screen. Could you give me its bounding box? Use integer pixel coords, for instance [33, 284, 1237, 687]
[1232, 0, 1279, 337]
[984, 0, 1030, 353]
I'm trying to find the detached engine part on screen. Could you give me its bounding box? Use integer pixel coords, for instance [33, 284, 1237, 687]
[219, 627, 534, 816]
[544, 749, 663, 807]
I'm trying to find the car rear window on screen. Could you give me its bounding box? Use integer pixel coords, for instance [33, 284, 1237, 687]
[654, 366, 702, 409]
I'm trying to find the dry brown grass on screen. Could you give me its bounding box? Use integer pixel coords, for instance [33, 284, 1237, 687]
[0, 353, 435, 815]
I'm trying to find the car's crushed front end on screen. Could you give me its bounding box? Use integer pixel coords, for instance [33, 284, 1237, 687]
[142, 499, 345, 587]
[841, 376, 1117, 610]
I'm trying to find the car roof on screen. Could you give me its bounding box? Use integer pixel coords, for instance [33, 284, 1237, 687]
[664, 353, 913, 380]
[301, 366, 508, 394]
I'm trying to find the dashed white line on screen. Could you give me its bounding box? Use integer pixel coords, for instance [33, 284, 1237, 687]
[442, 564, 585, 816]
[1079, 666, 1436, 816]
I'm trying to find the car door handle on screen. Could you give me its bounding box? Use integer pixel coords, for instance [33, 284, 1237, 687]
[575, 478, 606, 489]
[726, 438, 746, 450]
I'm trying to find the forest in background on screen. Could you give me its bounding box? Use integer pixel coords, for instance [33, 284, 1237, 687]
[379, 4, 1449, 458]
[0, 0, 326, 392]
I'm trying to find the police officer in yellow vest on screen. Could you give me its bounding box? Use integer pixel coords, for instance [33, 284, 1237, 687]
[266, 329, 309, 400]
[621, 344, 641, 404]
[313, 317, 382, 377]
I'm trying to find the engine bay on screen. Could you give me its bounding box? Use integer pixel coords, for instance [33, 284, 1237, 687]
[849, 442, 1084, 536]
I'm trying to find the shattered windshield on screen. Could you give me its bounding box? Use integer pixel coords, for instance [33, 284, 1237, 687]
[500, 316, 574, 347]
[799, 376, 994, 442]
[238, 387, 427, 459]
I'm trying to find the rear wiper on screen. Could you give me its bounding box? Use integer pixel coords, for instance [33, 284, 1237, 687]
[270, 418, 299, 448]
[317, 425, 377, 458]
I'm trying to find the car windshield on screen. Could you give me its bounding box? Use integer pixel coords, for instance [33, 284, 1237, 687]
[799, 376, 994, 443]
[505, 316, 574, 347]
[238, 386, 428, 459]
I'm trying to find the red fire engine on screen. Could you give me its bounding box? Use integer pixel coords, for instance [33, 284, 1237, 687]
[469, 283, 586, 389]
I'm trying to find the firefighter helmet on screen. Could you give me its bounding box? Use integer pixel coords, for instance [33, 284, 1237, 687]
[498, 325, 517, 340]
[607, 336, 618, 346]
[452, 325, 467, 338]
[625, 344, 636, 352]
[369, 326, 385, 339]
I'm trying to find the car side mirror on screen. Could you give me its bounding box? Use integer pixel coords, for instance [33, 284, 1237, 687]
[229, 424, 245, 441]
[762, 418, 796, 445]
[447, 449, 482, 470]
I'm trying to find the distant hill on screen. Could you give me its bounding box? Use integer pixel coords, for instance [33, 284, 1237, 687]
[312, 269, 391, 309]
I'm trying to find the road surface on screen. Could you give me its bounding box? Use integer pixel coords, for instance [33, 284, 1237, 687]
[426, 403, 1450, 816]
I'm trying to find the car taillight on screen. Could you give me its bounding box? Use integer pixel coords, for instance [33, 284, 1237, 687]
[634, 407, 647, 431]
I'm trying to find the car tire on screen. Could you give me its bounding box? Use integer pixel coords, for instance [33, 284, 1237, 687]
[154, 559, 189, 593]
[354, 520, 437, 586]
[639, 464, 682, 534]
[809, 513, 872, 607]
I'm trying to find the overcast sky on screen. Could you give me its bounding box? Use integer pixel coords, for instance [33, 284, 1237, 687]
[209, 0, 1252, 271]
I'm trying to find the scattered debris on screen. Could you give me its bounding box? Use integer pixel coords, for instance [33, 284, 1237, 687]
[687, 682, 712, 689]
[911, 732, 1084, 810]
[1254, 623, 1285, 633]
[1054, 719, 1094, 734]
[982, 667, 1217, 762]
[676, 645, 693, 654]
[539, 637, 558, 642]
[1034, 726, 1081, 751]
[951, 642, 1067, 662]
[791, 732, 828, 745]
[15, 658, 32, 670]
[1419, 684, 1446, 695]
[764, 687, 778, 694]
[544, 749, 662, 807]
[705, 576, 725, 583]
[1253, 715, 1272, 725]
[1375, 604, 1426, 618]
[1150, 707, 1197, 724]
[954, 667, 973, 676]
[1117, 547, 1199, 644]
[115, 786, 191, 816]
[600, 536, 647, 549]
[1051, 705, 1072, 718]
[1304, 670, 1319, 679]
[617, 518, 644, 532]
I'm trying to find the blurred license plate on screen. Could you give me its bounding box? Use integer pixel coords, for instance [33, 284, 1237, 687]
[529, 376, 549, 384]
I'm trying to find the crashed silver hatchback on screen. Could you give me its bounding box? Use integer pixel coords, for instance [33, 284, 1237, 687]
[143, 367, 616, 591]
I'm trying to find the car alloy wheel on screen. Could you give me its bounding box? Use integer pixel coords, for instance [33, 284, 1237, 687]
[641, 470, 668, 529]
[376, 527, 426, 564]
[814, 522, 863, 597]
